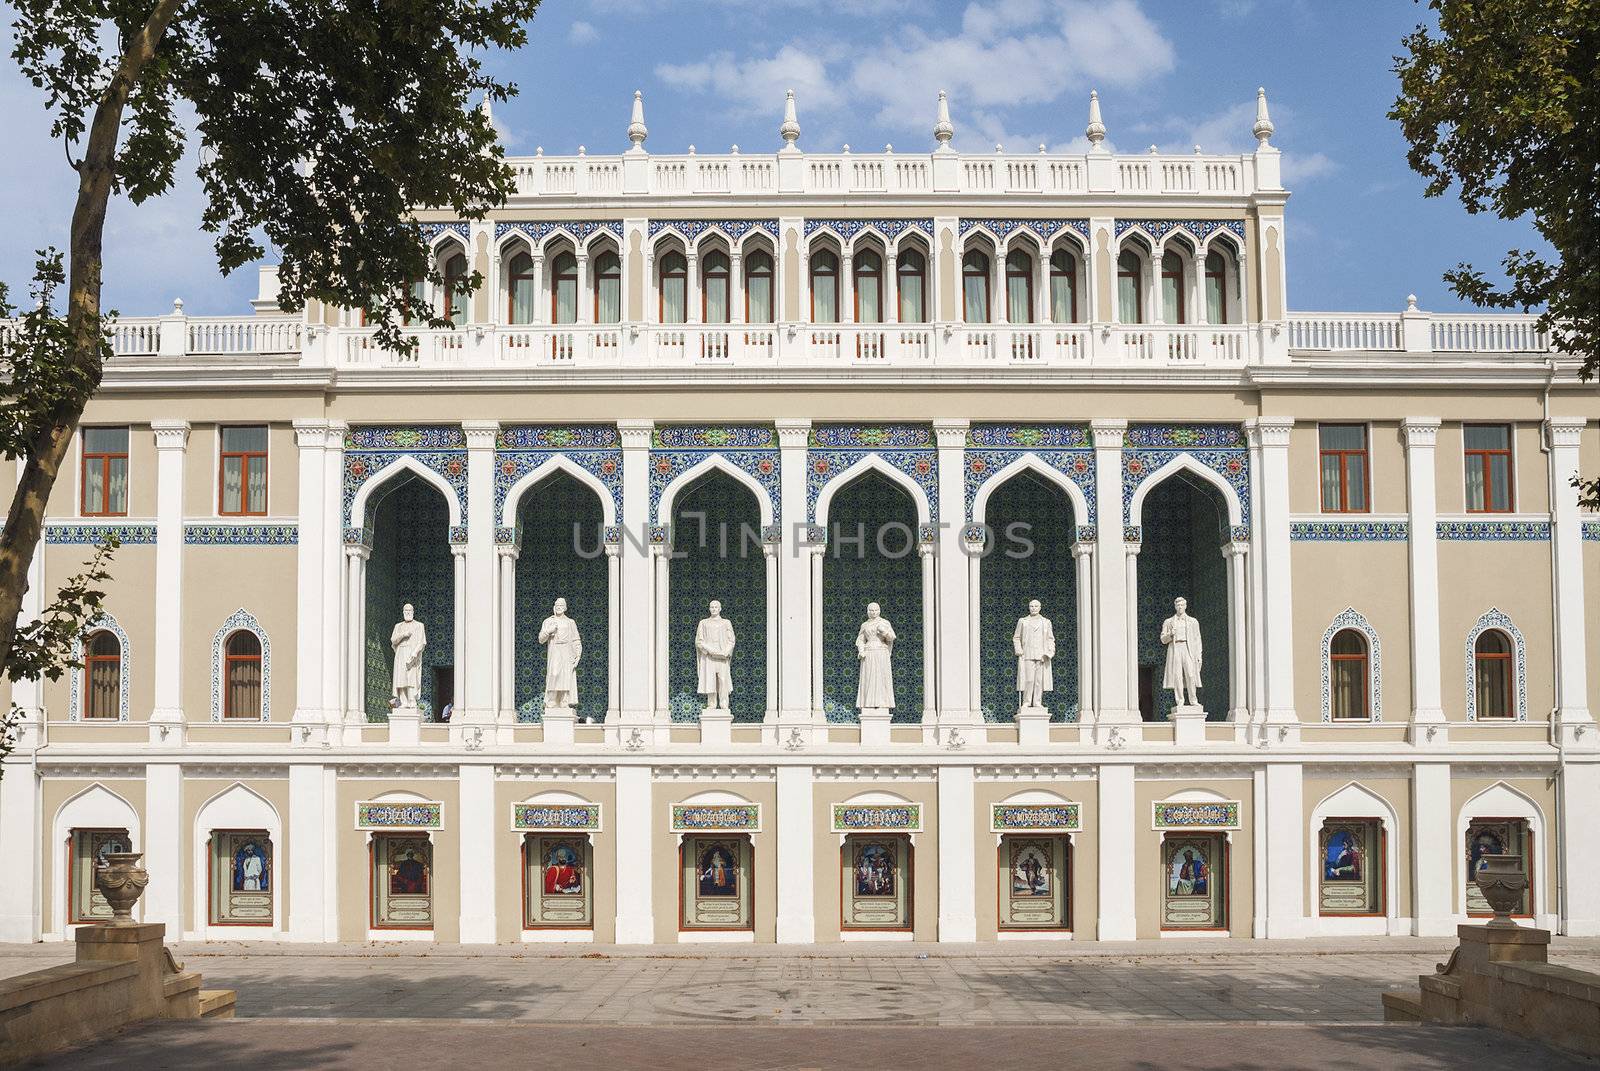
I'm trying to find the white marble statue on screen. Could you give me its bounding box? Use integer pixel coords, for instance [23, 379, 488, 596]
[695, 600, 736, 710]
[389, 603, 427, 708]
[1013, 599, 1056, 709]
[538, 598, 583, 709]
[1160, 596, 1204, 708]
[855, 602, 896, 711]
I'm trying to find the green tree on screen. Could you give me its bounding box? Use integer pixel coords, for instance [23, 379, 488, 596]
[1391, 0, 1600, 504]
[1, 0, 539, 764]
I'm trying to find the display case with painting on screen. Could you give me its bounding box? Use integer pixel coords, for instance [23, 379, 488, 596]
[1160, 833, 1227, 930]
[679, 835, 752, 931]
[841, 834, 912, 931]
[1465, 819, 1531, 917]
[209, 830, 273, 925]
[68, 828, 131, 924]
[997, 836, 1069, 931]
[524, 835, 593, 929]
[1317, 820, 1381, 917]
[371, 834, 433, 929]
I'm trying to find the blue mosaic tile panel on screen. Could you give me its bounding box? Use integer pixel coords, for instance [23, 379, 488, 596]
[808, 424, 937, 524]
[647, 219, 780, 243]
[964, 424, 1095, 524]
[418, 222, 470, 243]
[514, 472, 609, 723]
[990, 804, 1081, 832]
[494, 219, 626, 244]
[45, 523, 157, 545]
[803, 218, 935, 242]
[1112, 219, 1247, 245]
[670, 804, 761, 832]
[1437, 520, 1551, 541]
[1290, 520, 1409, 542]
[649, 424, 779, 524]
[356, 801, 443, 829]
[512, 804, 601, 831]
[957, 218, 1090, 243]
[1152, 801, 1240, 829]
[1136, 477, 1231, 721]
[1584, 520, 1600, 542]
[1122, 423, 1250, 530]
[185, 524, 298, 545]
[344, 425, 468, 531]
[830, 804, 922, 832]
[494, 424, 622, 535]
[364, 481, 455, 722]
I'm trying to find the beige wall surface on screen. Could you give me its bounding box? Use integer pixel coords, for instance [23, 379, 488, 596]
[1259, 390, 1555, 425]
[43, 544, 157, 721]
[812, 782, 938, 942]
[1450, 776, 1556, 914]
[493, 780, 617, 944]
[181, 777, 293, 932]
[1301, 775, 1412, 920]
[972, 779, 1097, 940]
[652, 780, 778, 942]
[1290, 542, 1411, 721]
[1588, 541, 1600, 718]
[335, 779, 461, 942]
[40, 778, 147, 934]
[180, 546, 298, 722]
[1132, 778, 1254, 940]
[1437, 543, 1553, 720]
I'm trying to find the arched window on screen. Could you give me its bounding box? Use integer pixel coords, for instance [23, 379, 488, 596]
[744, 251, 773, 324]
[1161, 251, 1186, 324]
[224, 631, 263, 720]
[962, 249, 990, 323]
[1005, 249, 1034, 324]
[507, 251, 537, 324]
[896, 249, 926, 323]
[810, 249, 839, 323]
[1049, 249, 1078, 323]
[659, 251, 687, 324]
[854, 250, 882, 324]
[442, 251, 469, 326]
[550, 251, 578, 325]
[402, 277, 427, 326]
[1204, 251, 1228, 325]
[1329, 629, 1369, 720]
[1474, 630, 1514, 719]
[84, 630, 120, 721]
[594, 250, 621, 324]
[1117, 250, 1143, 323]
[702, 251, 730, 324]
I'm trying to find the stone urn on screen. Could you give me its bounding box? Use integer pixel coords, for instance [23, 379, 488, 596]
[1475, 853, 1527, 927]
[94, 852, 149, 924]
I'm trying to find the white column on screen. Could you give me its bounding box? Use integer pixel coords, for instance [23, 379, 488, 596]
[458, 763, 496, 943]
[764, 545, 779, 719]
[613, 764, 654, 943]
[652, 545, 669, 718]
[451, 546, 467, 718]
[1073, 543, 1095, 723]
[920, 545, 937, 723]
[1124, 545, 1141, 717]
[1558, 761, 1600, 935]
[1547, 418, 1592, 736]
[1091, 420, 1134, 724]
[809, 547, 825, 719]
[497, 547, 518, 723]
[776, 420, 813, 722]
[1248, 417, 1296, 727]
[686, 251, 701, 325]
[1097, 762, 1137, 939]
[618, 421, 654, 726]
[934, 419, 971, 728]
[461, 422, 498, 729]
[150, 420, 189, 734]
[287, 762, 329, 941]
[1402, 418, 1445, 731]
[0, 758, 39, 941]
[529, 254, 546, 324]
[322, 423, 345, 727]
[1225, 542, 1249, 721]
[575, 252, 591, 326]
[885, 244, 900, 325]
[1246, 425, 1268, 727]
[936, 765, 977, 941]
[967, 547, 982, 715]
[729, 251, 745, 326]
[292, 420, 328, 731]
[144, 761, 181, 935]
[840, 248, 855, 325]
[1263, 762, 1306, 938]
[775, 764, 815, 943]
[1412, 761, 1454, 935]
[344, 547, 368, 720]
[1034, 249, 1049, 324]
[606, 545, 621, 720]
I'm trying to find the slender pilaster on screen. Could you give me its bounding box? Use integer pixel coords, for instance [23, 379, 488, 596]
[652, 544, 670, 721]
[496, 546, 518, 736]
[763, 544, 779, 721]
[809, 546, 825, 721]
[1123, 545, 1139, 719]
[618, 421, 654, 727]
[1247, 417, 1295, 731]
[1559, 761, 1600, 935]
[458, 764, 496, 942]
[461, 422, 498, 731]
[1412, 761, 1454, 935]
[937, 764, 976, 941]
[776, 420, 812, 722]
[613, 764, 653, 943]
[451, 546, 467, 721]
[775, 764, 815, 943]
[1263, 762, 1306, 938]
[321, 423, 346, 729]
[287, 762, 329, 941]
[292, 420, 328, 737]
[1546, 418, 1592, 740]
[606, 545, 621, 720]
[0, 757, 39, 941]
[143, 761, 181, 934]
[150, 420, 189, 738]
[1402, 418, 1445, 735]
[344, 546, 369, 721]
[934, 419, 971, 728]
[1097, 762, 1137, 939]
[1091, 420, 1133, 725]
[919, 545, 937, 724]
[1225, 542, 1249, 722]
[1072, 543, 1095, 724]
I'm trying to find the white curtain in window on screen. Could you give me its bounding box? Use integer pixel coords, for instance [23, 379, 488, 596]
[813, 270, 837, 323]
[661, 274, 686, 324]
[107, 458, 128, 514]
[510, 257, 537, 324]
[1006, 270, 1030, 324]
[554, 277, 577, 324]
[1118, 267, 1140, 323]
[705, 275, 728, 323]
[963, 274, 988, 323]
[746, 273, 772, 323]
[897, 266, 923, 323]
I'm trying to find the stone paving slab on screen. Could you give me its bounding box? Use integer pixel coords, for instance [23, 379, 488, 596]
[29, 1020, 1593, 1071]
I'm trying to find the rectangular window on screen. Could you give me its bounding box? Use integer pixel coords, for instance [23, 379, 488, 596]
[371, 834, 433, 929]
[1464, 424, 1513, 512]
[841, 834, 912, 931]
[69, 828, 131, 923]
[1318, 424, 1369, 513]
[210, 831, 272, 925]
[1318, 819, 1383, 916]
[81, 427, 129, 516]
[746, 273, 773, 324]
[680, 834, 753, 931]
[1465, 819, 1531, 917]
[998, 835, 1069, 931]
[525, 835, 593, 929]
[1161, 833, 1227, 930]
[219, 425, 268, 515]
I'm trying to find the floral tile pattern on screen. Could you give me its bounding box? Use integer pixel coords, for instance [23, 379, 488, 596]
[964, 423, 1095, 525]
[1290, 520, 1409, 542]
[355, 801, 443, 829]
[1152, 801, 1240, 829]
[808, 424, 938, 524]
[830, 803, 922, 832]
[990, 803, 1081, 832]
[512, 803, 601, 831]
[669, 804, 761, 832]
[494, 424, 622, 538]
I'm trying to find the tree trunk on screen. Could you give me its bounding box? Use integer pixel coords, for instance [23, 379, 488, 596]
[0, 0, 184, 688]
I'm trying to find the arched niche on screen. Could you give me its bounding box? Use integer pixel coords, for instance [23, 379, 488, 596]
[363, 470, 456, 721]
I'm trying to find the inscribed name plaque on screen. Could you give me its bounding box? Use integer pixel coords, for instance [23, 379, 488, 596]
[990, 803, 1081, 833]
[356, 801, 444, 830]
[830, 804, 923, 834]
[1151, 801, 1241, 830]
[669, 804, 761, 833]
[512, 803, 602, 833]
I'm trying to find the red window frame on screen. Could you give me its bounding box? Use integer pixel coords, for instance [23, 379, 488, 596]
[506, 251, 536, 323]
[441, 252, 469, 325]
[80, 429, 128, 517]
[853, 251, 882, 324]
[1049, 249, 1077, 323]
[83, 630, 120, 720]
[548, 251, 578, 325]
[1205, 251, 1228, 324]
[702, 251, 731, 324]
[1117, 251, 1143, 323]
[1329, 630, 1369, 719]
[896, 249, 926, 323]
[810, 250, 839, 323]
[1474, 631, 1514, 718]
[744, 251, 773, 323]
[1005, 250, 1034, 324]
[219, 426, 268, 517]
[1161, 251, 1186, 324]
[1465, 423, 1514, 513]
[593, 250, 621, 324]
[962, 250, 990, 324]
[223, 631, 263, 719]
[658, 251, 687, 323]
[1319, 424, 1370, 514]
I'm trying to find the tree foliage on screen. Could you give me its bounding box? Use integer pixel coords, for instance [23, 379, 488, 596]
[1391, 0, 1600, 503]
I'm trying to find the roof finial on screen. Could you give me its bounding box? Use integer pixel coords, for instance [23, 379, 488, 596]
[627, 90, 648, 153]
[779, 89, 801, 152]
[1253, 86, 1275, 147]
[1085, 90, 1106, 151]
[479, 95, 494, 129]
[933, 90, 954, 152]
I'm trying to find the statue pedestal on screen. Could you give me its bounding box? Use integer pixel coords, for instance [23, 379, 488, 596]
[542, 705, 576, 745]
[859, 707, 892, 746]
[1016, 705, 1051, 745]
[699, 707, 733, 746]
[388, 704, 421, 746]
[1171, 704, 1206, 746]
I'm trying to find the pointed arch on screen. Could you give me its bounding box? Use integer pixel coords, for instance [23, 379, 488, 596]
[502, 454, 618, 529]
[1465, 607, 1527, 720]
[68, 611, 130, 722]
[814, 453, 932, 527]
[1127, 454, 1244, 531]
[1320, 608, 1381, 723]
[971, 454, 1089, 528]
[192, 782, 283, 937]
[348, 455, 463, 531]
[656, 453, 775, 528]
[1307, 780, 1401, 933]
[211, 608, 272, 721]
[52, 784, 142, 935]
[1456, 780, 1548, 921]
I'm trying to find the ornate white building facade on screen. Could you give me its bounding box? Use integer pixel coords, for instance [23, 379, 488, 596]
[2, 90, 1598, 945]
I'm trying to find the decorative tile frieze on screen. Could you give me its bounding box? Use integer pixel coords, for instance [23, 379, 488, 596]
[495, 219, 626, 246]
[418, 221, 471, 243]
[494, 424, 622, 541]
[45, 523, 157, 545]
[964, 423, 1095, 525]
[804, 218, 934, 243]
[1121, 423, 1250, 530]
[1290, 520, 1409, 542]
[648, 218, 780, 244]
[210, 608, 271, 722]
[807, 424, 937, 523]
[185, 524, 298, 545]
[958, 218, 1090, 244]
[1320, 607, 1381, 723]
[649, 424, 779, 524]
[830, 803, 923, 833]
[1437, 520, 1551, 541]
[343, 425, 469, 532]
[511, 803, 601, 832]
[990, 803, 1081, 833]
[1113, 218, 1246, 246]
[1152, 800, 1240, 830]
[669, 803, 761, 832]
[355, 801, 443, 830]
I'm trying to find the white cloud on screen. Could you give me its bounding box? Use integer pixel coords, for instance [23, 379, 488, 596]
[569, 20, 599, 44]
[657, 44, 844, 121]
[1281, 150, 1335, 184]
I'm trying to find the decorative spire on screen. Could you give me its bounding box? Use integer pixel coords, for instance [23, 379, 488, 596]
[779, 89, 801, 152]
[627, 90, 648, 153]
[1085, 89, 1106, 151]
[1253, 86, 1275, 147]
[933, 90, 954, 152]
[479, 97, 497, 156]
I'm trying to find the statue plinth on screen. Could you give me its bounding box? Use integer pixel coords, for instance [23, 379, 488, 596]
[699, 707, 733, 746]
[859, 707, 892, 746]
[1016, 704, 1051, 745]
[388, 703, 421, 746]
[1170, 703, 1206, 746]
[542, 704, 576, 744]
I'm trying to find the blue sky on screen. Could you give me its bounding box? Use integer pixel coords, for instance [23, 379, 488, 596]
[2, 0, 1545, 316]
